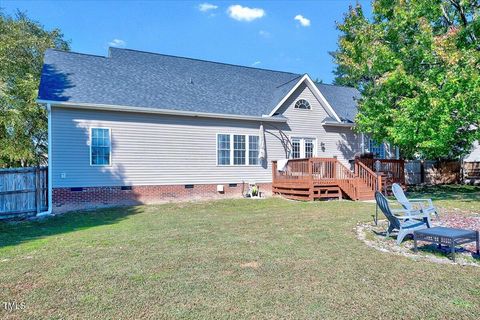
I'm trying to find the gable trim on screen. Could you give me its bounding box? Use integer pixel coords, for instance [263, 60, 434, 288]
[36, 99, 288, 123]
[267, 74, 342, 122]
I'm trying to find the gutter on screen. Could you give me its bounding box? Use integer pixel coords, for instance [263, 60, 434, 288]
[321, 121, 355, 128]
[36, 102, 53, 217]
[36, 99, 288, 123]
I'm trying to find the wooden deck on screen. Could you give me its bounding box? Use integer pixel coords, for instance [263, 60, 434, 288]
[355, 158, 405, 193]
[272, 158, 404, 201]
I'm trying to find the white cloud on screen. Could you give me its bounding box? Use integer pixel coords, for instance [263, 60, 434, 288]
[198, 3, 218, 12]
[108, 39, 126, 47]
[294, 14, 311, 27]
[228, 5, 265, 22]
[259, 30, 270, 38]
[251, 61, 261, 67]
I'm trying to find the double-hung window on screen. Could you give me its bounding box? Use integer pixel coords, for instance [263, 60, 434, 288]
[233, 135, 246, 165]
[217, 134, 260, 166]
[248, 135, 259, 165]
[217, 134, 231, 165]
[91, 128, 111, 166]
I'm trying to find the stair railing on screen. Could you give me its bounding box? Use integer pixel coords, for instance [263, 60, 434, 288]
[335, 159, 358, 200]
[355, 160, 380, 193]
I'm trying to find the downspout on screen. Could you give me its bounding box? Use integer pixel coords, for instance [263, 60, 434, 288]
[361, 133, 365, 154]
[37, 102, 53, 217]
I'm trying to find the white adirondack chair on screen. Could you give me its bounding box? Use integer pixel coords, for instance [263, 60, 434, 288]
[392, 183, 439, 227]
[375, 192, 428, 245]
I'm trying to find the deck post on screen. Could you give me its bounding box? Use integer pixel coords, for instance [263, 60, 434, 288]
[377, 175, 383, 194]
[308, 158, 314, 201]
[272, 161, 277, 193]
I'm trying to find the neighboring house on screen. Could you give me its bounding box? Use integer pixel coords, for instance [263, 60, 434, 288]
[465, 141, 480, 162]
[37, 48, 397, 213]
[464, 141, 480, 184]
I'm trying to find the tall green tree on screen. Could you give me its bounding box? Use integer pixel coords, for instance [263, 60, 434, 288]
[332, 0, 480, 159]
[0, 10, 69, 167]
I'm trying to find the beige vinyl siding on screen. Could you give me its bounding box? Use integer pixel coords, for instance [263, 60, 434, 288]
[277, 82, 362, 167]
[51, 107, 288, 188]
[51, 81, 364, 188]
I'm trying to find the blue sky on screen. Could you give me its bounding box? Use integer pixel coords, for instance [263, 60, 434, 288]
[3, 0, 371, 83]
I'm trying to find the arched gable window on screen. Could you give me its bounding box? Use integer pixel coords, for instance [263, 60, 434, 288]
[294, 99, 311, 110]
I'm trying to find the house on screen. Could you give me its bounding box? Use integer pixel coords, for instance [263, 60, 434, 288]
[37, 48, 398, 213]
[463, 141, 480, 184]
[465, 141, 480, 163]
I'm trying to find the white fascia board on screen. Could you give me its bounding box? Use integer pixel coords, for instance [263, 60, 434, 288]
[268, 74, 309, 117]
[267, 74, 342, 122]
[321, 121, 355, 128]
[303, 75, 342, 122]
[36, 100, 288, 123]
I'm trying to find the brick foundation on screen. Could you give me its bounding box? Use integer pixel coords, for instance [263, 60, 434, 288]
[52, 183, 272, 214]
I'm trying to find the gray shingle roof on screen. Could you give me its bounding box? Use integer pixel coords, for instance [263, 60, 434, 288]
[38, 48, 359, 120]
[315, 83, 360, 122]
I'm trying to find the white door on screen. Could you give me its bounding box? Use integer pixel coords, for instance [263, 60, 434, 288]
[291, 137, 316, 159]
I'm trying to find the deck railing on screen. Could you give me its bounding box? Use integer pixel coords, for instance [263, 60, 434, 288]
[334, 160, 359, 200]
[273, 158, 343, 185]
[272, 158, 313, 185]
[356, 158, 405, 185]
[355, 161, 381, 192]
[272, 158, 380, 200]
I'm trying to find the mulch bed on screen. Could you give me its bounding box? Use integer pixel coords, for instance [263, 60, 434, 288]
[436, 209, 480, 251]
[357, 208, 480, 266]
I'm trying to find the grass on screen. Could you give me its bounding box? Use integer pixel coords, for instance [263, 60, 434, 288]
[407, 184, 480, 212]
[0, 190, 479, 319]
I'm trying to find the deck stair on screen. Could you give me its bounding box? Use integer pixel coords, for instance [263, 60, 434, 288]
[272, 157, 404, 201]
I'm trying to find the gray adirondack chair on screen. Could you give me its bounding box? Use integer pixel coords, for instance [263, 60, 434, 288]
[375, 191, 428, 245]
[391, 183, 438, 227]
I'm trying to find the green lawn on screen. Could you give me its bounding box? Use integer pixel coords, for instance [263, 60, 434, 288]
[1, 188, 479, 319]
[407, 184, 480, 212]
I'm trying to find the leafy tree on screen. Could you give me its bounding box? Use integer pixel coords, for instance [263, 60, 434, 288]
[0, 10, 69, 167]
[332, 0, 480, 159]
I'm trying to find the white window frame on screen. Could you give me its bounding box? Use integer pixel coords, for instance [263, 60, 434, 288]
[289, 136, 317, 159]
[294, 99, 312, 110]
[90, 127, 112, 166]
[216, 133, 231, 166]
[248, 135, 260, 166]
[216, 133, 260, 166]
[233, 134, 246, 165]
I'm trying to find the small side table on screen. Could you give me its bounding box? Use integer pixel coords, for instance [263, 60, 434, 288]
[414, 227, 480, 262]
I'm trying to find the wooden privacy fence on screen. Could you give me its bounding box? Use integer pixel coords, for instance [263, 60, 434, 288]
[464, 161, 480, 184]
[0, 167, 48, 219]
[405, 160, 460, 185]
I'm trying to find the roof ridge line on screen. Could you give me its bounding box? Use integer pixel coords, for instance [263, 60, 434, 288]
[47, 48, 107, 59]
[109, 47, 301, 75]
